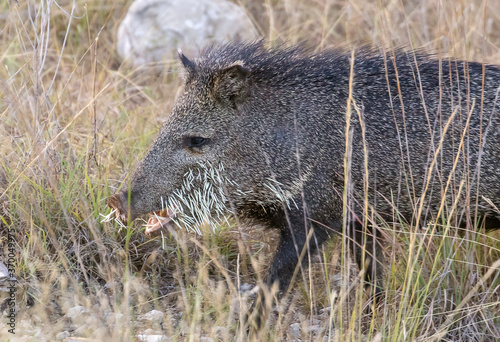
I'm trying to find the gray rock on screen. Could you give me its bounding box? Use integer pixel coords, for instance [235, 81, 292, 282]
[117, 0, 258, 65]
[290, 323, 301, 337]
[66, 305, 85, 318]
[139, 309, 164, 322]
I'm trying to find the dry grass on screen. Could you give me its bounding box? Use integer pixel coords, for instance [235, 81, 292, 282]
[1, 0, 499, 341]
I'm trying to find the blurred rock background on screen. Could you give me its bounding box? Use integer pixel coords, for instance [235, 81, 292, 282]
[117, 0, 259, 65]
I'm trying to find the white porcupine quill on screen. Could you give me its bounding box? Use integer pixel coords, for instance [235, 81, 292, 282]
[164, 164, 306, 234]
[162, 161, 236, 235]
[100, 208, 128, 232]
[101, 161, 302, 235]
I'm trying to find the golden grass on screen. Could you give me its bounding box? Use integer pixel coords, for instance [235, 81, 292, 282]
[1, 0, 499, 341]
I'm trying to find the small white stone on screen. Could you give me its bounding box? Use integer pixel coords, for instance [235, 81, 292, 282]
[139, 309, 164, 322]
[136, 331, 169, 342]
[290, 322, 301, 337]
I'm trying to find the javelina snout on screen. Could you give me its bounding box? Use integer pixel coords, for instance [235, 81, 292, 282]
[108, 189, 177, 236]
[107, 41, 500, 332]
[107, 192, 128, 224]
[107, 188, 152, 224]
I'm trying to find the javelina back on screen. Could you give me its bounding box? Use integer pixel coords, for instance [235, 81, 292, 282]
[108, 41, 500, 329]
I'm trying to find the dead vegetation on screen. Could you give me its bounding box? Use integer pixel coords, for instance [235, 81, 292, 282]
[0, 0, 499, 341]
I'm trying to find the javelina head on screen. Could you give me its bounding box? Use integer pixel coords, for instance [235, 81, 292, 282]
[107, 49, 270, 233]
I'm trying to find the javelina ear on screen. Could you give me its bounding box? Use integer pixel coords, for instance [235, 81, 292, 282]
[178, 49, 196, 83]
[213, 61, 251, 105]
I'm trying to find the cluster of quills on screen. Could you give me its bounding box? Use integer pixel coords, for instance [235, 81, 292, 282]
[101, 161, 299, 235]
[161, 161, 235, 235]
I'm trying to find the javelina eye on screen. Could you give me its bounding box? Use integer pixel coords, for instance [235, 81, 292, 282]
[183, 136, 209, 150]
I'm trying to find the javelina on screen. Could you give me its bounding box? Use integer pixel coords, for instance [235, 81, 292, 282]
[108, 41, 500, 329]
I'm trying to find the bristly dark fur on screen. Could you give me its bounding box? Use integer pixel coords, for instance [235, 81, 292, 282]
[109, 40, 500, 331]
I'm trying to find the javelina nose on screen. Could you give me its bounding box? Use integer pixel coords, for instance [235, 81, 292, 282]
[107, 192, 128, 224]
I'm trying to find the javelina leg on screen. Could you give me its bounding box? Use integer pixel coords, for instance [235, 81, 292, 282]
[244, 218, 330, 331]
[348, 221, 384, 298]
